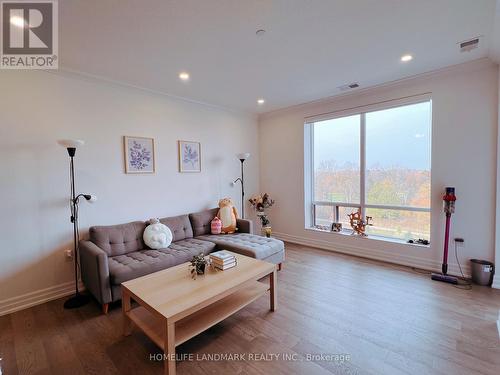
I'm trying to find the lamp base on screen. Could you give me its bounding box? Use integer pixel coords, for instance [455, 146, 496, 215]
[63, 292, 90, 309]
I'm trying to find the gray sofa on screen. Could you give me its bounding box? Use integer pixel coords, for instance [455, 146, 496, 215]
[79, 208, 285, 313]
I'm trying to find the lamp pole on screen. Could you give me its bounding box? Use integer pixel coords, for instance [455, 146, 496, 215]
[69, 150, 81, 301]
[239, 158, 245, 218]
[234, 153, 250, 218]
[58, 139, 92, 309]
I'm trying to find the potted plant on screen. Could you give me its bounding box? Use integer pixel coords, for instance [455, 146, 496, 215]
[189, 253, 208, 279]
[249, 193, 275, 238]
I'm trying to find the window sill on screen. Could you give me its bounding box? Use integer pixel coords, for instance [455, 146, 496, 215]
[304, 227, 431, 248]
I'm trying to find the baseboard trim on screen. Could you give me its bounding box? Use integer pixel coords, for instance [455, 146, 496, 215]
[0, 281, 85, 316]
[274, 231, 471, 278]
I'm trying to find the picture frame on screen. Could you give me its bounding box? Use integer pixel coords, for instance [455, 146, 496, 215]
[123, 136, 155, 174]
[178, 140, 201, 173]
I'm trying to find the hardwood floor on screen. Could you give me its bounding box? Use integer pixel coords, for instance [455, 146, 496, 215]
[1, 243, 500, 375]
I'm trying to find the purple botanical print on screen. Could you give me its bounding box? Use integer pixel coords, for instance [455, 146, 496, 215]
[129, 141, 151, 170]
[182, 144, 199, 168]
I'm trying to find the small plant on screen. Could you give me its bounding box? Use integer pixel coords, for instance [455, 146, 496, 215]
[189, 253, 208, 279]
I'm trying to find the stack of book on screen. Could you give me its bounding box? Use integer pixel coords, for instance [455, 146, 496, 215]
[210, 250, 237, 270]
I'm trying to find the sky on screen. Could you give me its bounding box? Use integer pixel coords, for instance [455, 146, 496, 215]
[313, 101, 432, 171]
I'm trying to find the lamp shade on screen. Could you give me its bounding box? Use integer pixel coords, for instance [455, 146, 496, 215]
[236, 153, 250, 161]
[57, 139, 84, 148]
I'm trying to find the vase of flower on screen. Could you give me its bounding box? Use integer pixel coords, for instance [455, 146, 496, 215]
[249, 193, 275, 237]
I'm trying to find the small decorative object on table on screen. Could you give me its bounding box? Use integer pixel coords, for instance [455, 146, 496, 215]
[249, 193, 275, 237]
[189, 253, 208, 279]
[210, 250, 237, 270]
[331, 222, 342, 232]
[348, 211, 373, 236]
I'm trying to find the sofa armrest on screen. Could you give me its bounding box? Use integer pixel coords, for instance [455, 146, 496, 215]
[237, 218, 253, 234]
[79, 240, 112, 304]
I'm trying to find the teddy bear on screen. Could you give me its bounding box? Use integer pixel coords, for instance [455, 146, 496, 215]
[217, 198, 238, 234]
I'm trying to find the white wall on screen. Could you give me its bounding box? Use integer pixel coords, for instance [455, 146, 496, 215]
[0, 70, 259, 314]
[259, 59, 499, 276]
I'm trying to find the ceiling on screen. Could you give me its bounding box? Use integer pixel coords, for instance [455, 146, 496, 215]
[59, 0, 499, 114]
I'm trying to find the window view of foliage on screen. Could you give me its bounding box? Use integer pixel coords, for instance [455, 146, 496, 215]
[314, 161, 360, 203]
[312, 101, 431, 242]
[365, 208, 430, 241]
[314, 164, 430, 241]
[366, 168, 430, 207]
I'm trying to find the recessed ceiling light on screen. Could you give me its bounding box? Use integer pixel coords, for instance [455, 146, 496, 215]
[256, 29, 266, 36]
[401, 54, 413, 62]
[10, 16, 25, 28]
[257, 98, 265, 105]
[179, 72, 190, 81]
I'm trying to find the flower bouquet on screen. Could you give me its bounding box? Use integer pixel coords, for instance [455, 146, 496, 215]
[248, 193, 275, 237]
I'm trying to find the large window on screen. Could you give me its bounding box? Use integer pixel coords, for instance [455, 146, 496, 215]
[308, 99, 431, 242]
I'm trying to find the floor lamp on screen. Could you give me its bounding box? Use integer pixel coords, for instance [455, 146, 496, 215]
[57, 139, 96, 309]
[233, 153, 250, 218]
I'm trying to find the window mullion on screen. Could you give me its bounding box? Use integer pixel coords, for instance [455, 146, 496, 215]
[360, 113, 366, 218]
[310, 124, 315, 226]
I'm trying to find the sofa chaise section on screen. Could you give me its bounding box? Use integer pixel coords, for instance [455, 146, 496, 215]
[196, 233, 284, 265]
[189, 209, 285, 267]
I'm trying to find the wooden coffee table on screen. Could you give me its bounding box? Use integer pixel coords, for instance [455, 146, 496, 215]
[121, 251, 277, 375]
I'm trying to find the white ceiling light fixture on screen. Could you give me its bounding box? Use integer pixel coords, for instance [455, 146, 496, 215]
[256, 29, 266, 36]
[401, 54, 413, 62]
[257, 98, 265, 105]
[179, 72, 190, 81]
[10, 16, 25, 28]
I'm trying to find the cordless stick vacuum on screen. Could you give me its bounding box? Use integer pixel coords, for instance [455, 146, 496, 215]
[431, 187, 458, 284]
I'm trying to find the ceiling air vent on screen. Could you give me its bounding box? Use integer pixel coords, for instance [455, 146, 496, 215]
[338, 82, 360, 91]
[459, 37, 479, 52]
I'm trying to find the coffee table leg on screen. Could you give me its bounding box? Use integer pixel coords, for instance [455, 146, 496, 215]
[122, 289, 133, 336]
[165, 322, 176, 375]
[270, 269, 277, 311]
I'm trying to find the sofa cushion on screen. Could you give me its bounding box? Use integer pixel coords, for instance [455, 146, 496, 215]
[108, 238, 215, 285]
[109, 249, 176, 285]
[89, 221, 147, 257]
[197, 233, 284, 260]
[189, 208, 219, 236]
[167, 237, 216, 257]
[159, 214, 193, 242]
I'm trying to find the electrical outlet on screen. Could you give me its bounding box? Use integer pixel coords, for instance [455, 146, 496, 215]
[65, 249, 73, 260]
[454, 237, 465, 246]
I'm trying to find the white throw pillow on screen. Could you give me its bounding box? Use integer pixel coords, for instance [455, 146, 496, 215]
[143, 219, 173, 249]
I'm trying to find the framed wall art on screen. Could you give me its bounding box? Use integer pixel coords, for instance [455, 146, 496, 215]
[124, 136, 155, 174]
[178, 140, 201, 173]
